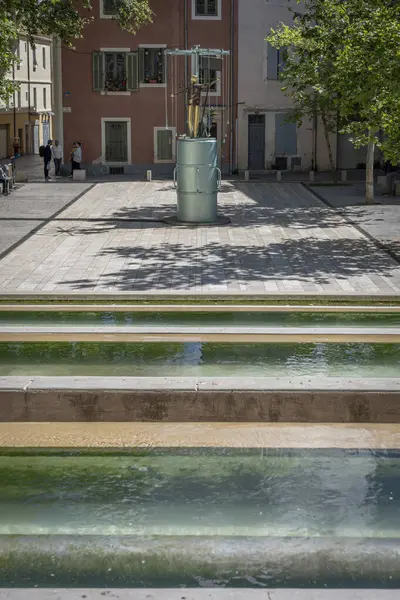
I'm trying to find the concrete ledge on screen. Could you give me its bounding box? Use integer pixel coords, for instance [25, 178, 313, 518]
[1, 303, 400, 312]
[0, 292, 399, 302]
[0, 536, 399, 588]
[1, 422, 400, 448]
[1, 377, 400, 422]
[1, 325, 400, 343]
[0, 591, 398, 600]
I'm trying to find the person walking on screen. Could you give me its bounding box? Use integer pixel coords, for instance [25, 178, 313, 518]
[69, 141, 82, 178]
[43, 139, 52, 182]
[52, 140, 63, 177]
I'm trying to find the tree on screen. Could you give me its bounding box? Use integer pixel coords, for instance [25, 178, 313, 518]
[266, 0, 400, 204]
[266, 3, 342, 181]
[0, 0, 152, 103]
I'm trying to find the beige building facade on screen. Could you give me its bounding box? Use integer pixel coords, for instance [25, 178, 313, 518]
[0, 35, 53, 158]
[237, 0, 365, 173]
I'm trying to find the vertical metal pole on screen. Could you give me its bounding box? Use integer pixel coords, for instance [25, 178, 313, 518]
[164, 52, 169, 128]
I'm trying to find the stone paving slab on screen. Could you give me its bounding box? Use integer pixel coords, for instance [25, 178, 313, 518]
[0, 181, 400, 295]
[0, 182, 91, 256]
[310, 184, 400, 261]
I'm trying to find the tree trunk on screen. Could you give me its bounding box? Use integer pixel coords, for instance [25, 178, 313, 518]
[321, 113, 337, 183]
[365, 137, 375, 204]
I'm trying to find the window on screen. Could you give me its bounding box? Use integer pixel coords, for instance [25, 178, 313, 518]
[139, 48, 165, 84]
[33, 87, 37, 109]
[105, 52, 127, 91]
[42, 47, 46, 70]
[93, 51, 138, 92]
[199, 57, 221, 94]
[101, 0, 118, 16]
[16, 42, 20, 71]
[43, 88, 47, 109]
[195, 0, 217, 16]
[32, 47, 37, 72]
[102, 118, 131, 164]
[25, 91, 28, 101]
[154, 127, 176, 162]
[266, 44, 287, 80]
[192, 0, 221, 19]
[24, 42, 27, 52]
[17, 91, 21, 108]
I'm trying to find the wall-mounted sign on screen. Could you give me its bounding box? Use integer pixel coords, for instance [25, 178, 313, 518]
[64, 91, 71, 97]
[63, 107, 72, 113]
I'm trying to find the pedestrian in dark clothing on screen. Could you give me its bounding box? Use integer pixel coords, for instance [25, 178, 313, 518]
[44, 140, 52, 182]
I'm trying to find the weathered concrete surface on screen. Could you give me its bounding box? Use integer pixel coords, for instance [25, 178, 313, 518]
[1, 422, 400, 449]
[1, 383, 400, 422]
[1, 182, 400, 294]
[0, 592, 398, 600]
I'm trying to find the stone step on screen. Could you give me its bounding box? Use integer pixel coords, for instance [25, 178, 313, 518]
[1, 325, 400, 342]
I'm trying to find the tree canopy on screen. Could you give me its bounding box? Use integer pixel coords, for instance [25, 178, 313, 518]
[0, 0, 153, 102]
[267, 0, 400, 202]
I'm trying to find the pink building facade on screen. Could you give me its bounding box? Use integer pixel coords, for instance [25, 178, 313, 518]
[57, 0, 237, 175]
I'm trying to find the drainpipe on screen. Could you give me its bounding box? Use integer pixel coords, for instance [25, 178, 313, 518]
[27, 40, 31, 153]
[52, 37, 64, 146]
[229, 0, 235, 174]
[12, 62, 17, 140]
[184, 0, 189, 133]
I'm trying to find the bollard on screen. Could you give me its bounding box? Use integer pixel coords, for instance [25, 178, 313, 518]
[341, 170, 347, 183]
[277, 170, 282, 182]
[244, 170, 249, 181]
[146, 170, 152, 182]
[309, 171, 315, 183]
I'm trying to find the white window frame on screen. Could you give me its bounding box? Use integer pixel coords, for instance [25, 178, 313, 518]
[192, 55, 222, 96]
[154, 126, 176, 163]
[192, 0, 222, 20]
[100, 0, 117, 19]
[139, 44, 167, 88]
[101, 117, 132, 165]
[99, 47, 132, 95]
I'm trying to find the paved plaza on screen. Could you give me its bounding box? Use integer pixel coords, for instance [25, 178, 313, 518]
[0, 181, 400, 295]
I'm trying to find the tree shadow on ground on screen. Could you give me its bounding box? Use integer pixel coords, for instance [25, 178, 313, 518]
[48, 181, 348, 236]
[60, 237, 400, 291]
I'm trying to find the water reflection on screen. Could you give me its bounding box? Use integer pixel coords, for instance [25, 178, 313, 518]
[0, 449, 399, 588]
[0, 342, 399, 377]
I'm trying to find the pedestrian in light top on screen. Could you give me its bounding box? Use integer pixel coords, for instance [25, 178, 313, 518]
[52, 140, 63, 177]
[69, 141, 82, 177]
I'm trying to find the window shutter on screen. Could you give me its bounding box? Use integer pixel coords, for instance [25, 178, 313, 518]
[127, 52, 139, 91]
[275, 113, 297, 155]
[92, 52, 103, 91]
[267, 44, 278, 80]
[138, 48, 145, 84]
[156, 129, 173, 161]
[277, 48, 287, 77]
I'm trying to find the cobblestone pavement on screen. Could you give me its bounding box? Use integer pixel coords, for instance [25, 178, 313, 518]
[0, 181, 400, 295]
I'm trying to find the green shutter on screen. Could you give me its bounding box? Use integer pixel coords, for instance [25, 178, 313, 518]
[138, 48, 145, 84]
[92, 52, 103, 91]
[127, 52, 139, 91]
[157, 129, 173, 161]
